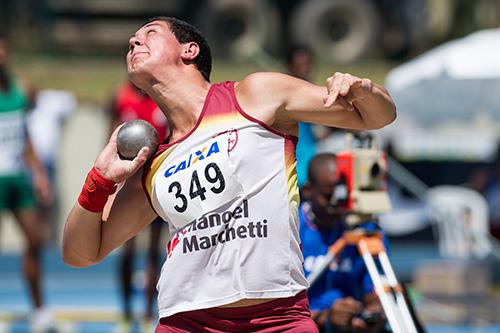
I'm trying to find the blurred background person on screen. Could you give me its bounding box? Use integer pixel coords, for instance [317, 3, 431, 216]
[27, 89, 77, 246]
[0, 34, 54, 332]
[301, 152, 425, 332]
[465, 145, 500, 240]
[107, 80, 169, 333]
[486, 148, 500, 239]
[300, 153, 387, 333]
[287, 45, 347, 197]
[286, 45, 317, 191]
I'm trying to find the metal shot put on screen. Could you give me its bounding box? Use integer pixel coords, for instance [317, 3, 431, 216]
[117, 119, 159, 160]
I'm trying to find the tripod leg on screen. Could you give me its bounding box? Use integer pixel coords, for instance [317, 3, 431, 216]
[307, 238, 346, 287]
[358, 239, 407, 333]
[307, 252, 335, 286]
[378, 251, 419, 333]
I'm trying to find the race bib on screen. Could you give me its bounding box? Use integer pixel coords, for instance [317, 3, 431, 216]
[157, 134, 244, 229]
[0, 111, 26, 173]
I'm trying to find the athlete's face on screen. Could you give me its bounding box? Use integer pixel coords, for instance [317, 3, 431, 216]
[127, 20, 182, 84]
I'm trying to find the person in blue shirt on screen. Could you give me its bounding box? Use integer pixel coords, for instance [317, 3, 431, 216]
[300, 153, 387, 333]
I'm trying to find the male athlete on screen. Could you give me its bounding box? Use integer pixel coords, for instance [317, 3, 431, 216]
[63, 17, 396, 332]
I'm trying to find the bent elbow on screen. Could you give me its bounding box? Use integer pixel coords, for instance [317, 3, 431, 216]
[62, 246, 99, 268]
[368, 106, 397, 130]
[387, 105, 397, 125]
[62, 255, 91, 268]
[63, 259, 90, 268]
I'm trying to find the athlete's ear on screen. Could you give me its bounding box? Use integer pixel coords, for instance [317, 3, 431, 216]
[181, 42, 200, 61]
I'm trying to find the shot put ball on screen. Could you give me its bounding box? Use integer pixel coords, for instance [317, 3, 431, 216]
[116, 119, 159, 160]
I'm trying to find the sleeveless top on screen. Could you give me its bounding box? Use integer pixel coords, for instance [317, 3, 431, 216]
[115, 82, 168, 141]
[143, 81, 308, 318]
[0, 79, 28, 175]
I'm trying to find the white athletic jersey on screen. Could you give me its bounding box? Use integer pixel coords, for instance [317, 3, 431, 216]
[0, 80, 28, 175]
[27, 90, 77, 164]
[143, 81, 308, 318]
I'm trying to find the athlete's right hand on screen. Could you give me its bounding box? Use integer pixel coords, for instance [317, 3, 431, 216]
[94, 125, 150, 183]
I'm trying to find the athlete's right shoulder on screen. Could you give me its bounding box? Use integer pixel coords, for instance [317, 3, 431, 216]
[237, 72, 300, 104]
[237, 72, 289, 89]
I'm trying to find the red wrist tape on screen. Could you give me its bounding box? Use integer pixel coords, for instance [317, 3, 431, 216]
[77, 167, 117, 213]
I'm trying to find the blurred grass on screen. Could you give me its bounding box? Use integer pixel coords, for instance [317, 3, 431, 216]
[13, 54, 128, 106]
[12, 53, 397, 106]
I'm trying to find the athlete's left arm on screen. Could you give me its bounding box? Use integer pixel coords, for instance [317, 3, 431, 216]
[236, 72, 396, 134]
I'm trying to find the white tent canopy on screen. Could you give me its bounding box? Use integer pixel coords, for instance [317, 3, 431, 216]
[382, 28, 500, 162]
[387, 28, 500, 90]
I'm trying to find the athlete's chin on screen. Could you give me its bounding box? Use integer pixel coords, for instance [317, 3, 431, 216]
[128, 61, 143, 75]
[128, 56, 152, 73]
[128, 62, 151, 87]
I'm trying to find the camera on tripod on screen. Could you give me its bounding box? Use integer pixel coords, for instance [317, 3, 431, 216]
[332, 132, 391, 219]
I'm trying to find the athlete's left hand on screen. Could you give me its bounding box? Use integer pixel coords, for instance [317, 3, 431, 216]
[323, 72, 373, 110]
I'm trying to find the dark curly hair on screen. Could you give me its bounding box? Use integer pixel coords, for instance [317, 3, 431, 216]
[142, 17, 212, 82]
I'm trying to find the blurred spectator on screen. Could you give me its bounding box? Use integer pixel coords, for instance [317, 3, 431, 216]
[0, 35, 54, 331]
[107, 81, 169, 333]
[286, 45, 317, 189]
[286, 45, 347, 183]
[463, 144, 500, 239]
[486, 162, 500, 238]
[464, 166, 490, 194]
[27, 89, 77, 245]
[299, 153, 387, 333]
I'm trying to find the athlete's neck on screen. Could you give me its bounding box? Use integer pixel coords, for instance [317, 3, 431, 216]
[145, 73, 211, 142]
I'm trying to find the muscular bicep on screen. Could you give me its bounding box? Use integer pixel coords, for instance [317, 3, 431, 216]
[97, 170, 157, 260]
[236, 73, 367, 135]
[280, 78, 368, 130]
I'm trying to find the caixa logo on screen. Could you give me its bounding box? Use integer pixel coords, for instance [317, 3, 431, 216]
[164, 141, 220, 178]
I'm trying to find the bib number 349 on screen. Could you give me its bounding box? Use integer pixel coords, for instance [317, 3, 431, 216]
[168, 162, 225, 213]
